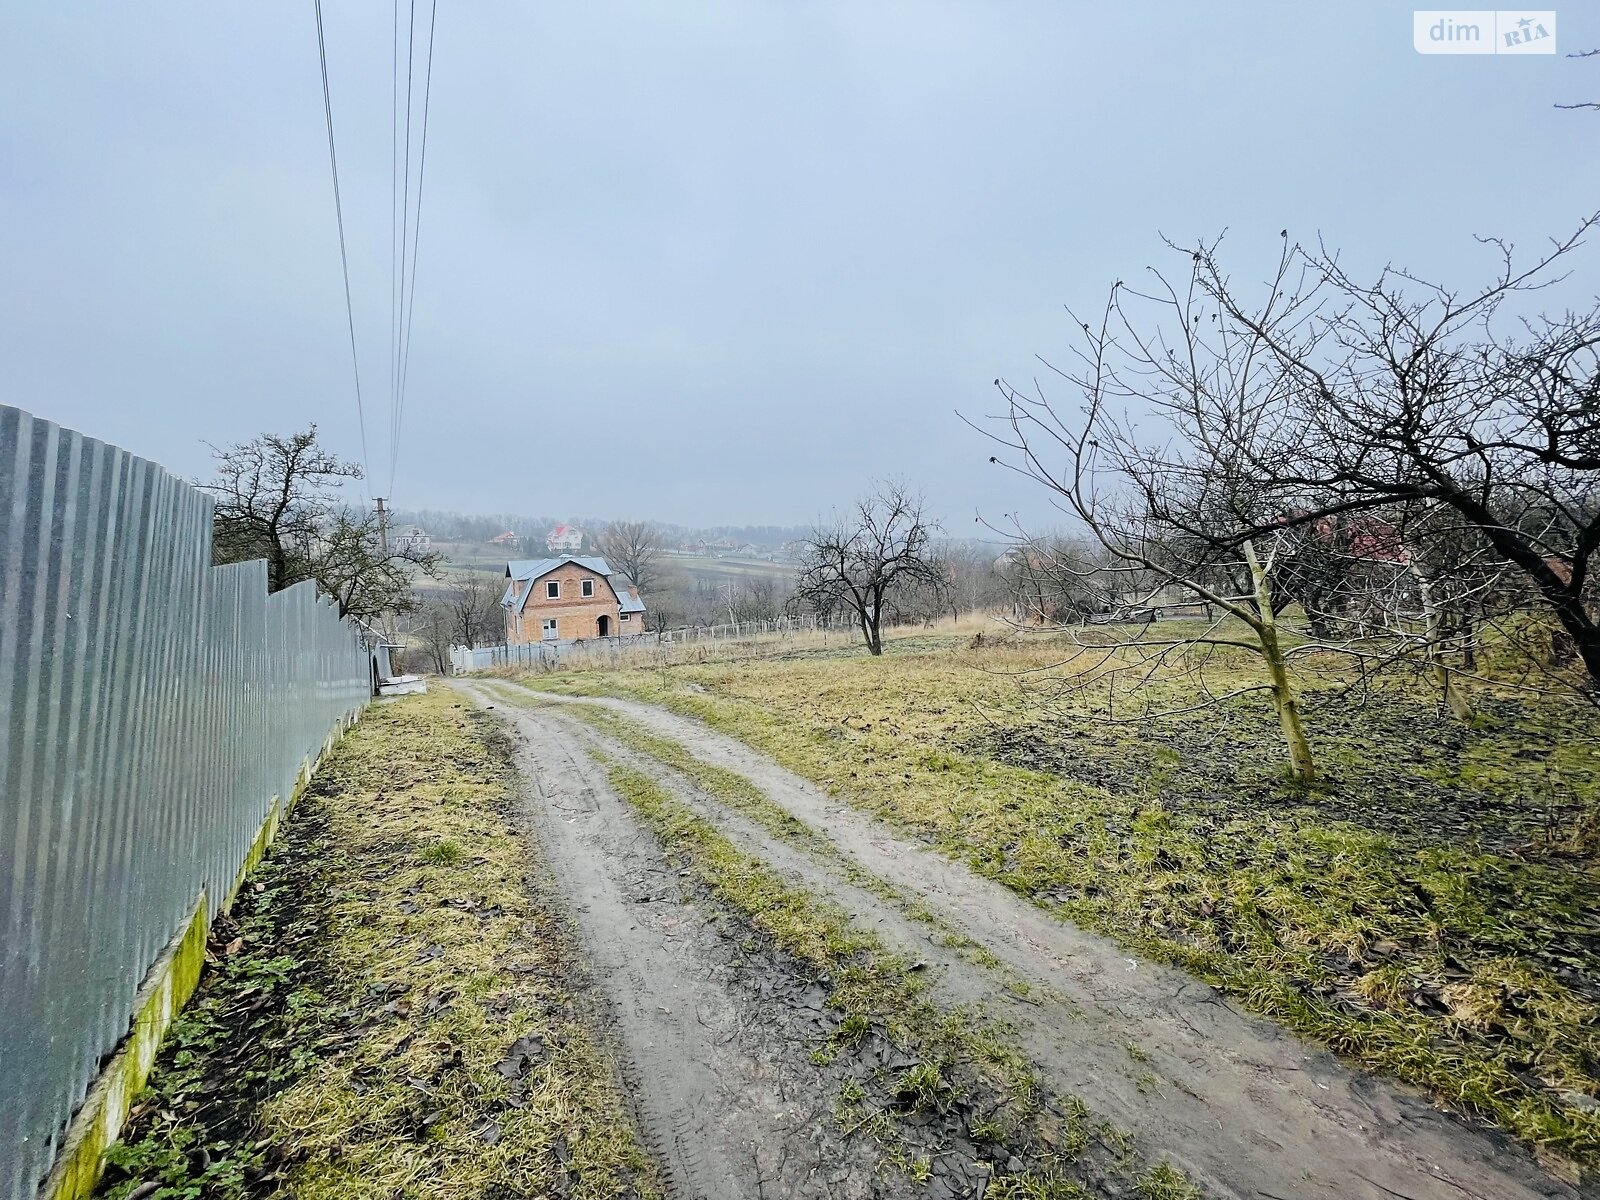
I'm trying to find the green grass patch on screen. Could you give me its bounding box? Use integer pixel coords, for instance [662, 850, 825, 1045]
[419, 838, 463, 865]
[1137, 1161, 1202, 1200]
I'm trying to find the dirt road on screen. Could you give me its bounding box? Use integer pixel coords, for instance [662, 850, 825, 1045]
[457, 680, 918, 1200]
[456, 680, 1577, 1200]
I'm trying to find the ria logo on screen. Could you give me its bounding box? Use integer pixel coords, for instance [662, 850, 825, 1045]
[1413, 10, 1556, 53]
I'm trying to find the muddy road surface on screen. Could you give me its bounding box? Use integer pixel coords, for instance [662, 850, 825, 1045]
[457, 682, 910, 1200]
[456, 681, 1577, 1200]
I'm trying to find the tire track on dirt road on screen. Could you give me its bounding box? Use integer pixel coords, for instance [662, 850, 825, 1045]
[454, 682, 916, 1200]
[511, 686, 1577, 1200]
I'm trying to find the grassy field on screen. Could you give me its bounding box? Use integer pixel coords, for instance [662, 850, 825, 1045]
[423, 543, 796, 588]
[529, 621, 1600, 1173]
[96, 691, 659, 1200]
[660, 552, 797, 587]
[427, 540, 515, 570]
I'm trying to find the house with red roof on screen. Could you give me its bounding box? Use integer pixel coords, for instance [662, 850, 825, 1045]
[545, 523, 584, 552]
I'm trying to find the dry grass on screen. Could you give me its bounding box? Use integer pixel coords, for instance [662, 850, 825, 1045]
[96, 689, 660, 1200]
[523, 625, 1600, 1170]
[265, 690, 660, 1200]
[483, 613, 995, 679]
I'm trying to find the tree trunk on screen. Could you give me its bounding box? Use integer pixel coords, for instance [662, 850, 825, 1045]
[856, 603, 883, 656]
[1244, 540, 1317, 783]
[1304, 592, 1333, 640]
[864, 589, 887, 655]
[1410, 561, 1475, 723]
[866, 614, 883, 655]
[1553, 627, 1578, 667]
[1434, 486, 1600, 686]
[267, 534, 286, 594]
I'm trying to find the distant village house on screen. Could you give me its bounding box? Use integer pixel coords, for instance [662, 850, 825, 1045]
[546, 523, 584, 552]
[502, 555, 646, 643]
[394, 525, 431, 553]
[489, 530, 521, 549]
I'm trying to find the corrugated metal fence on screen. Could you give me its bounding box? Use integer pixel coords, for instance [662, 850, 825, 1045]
[0, 406, 370, 1199]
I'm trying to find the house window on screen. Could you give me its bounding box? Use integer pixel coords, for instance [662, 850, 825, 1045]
[546, 579, 560, 599]
[621, 612, 631, 621]
[581, 578, 595, 598]
[542, 618, 558, 641]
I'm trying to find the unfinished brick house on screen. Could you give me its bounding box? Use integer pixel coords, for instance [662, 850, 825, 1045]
[501, 555, 647, 644]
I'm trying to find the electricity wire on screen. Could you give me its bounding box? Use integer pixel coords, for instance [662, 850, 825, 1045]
[387, 0, 401, 490]
[390, 0, 438, 496]
[311, 0, 372, 491]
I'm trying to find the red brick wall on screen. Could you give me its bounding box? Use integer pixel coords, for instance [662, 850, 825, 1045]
[507, 564, 626, 644]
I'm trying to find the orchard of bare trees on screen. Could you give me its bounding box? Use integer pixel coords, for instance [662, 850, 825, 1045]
[983, 214, 1600, 780]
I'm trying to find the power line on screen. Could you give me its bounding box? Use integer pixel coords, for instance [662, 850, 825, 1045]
[389, 0, 415, 496]
[387, 0, 401, 488]
[312, 0, 372, 491]
[391, 0, 438, 497]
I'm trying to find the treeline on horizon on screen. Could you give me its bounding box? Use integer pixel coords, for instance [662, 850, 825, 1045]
[389, 508, 812, 549]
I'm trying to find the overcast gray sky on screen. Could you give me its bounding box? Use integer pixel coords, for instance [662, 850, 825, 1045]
[3, 3, 1597, 531]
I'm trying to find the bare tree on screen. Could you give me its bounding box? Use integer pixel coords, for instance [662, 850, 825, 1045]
[983, 258, 1337, 780]
[1385, 503, 1516, 722]
[309, 509, 440, 622]
[725, 577, 783, 623]
[937, 540, 1009, 621]
[645, 594, 686, 632]
[205, 426, 359, 592]
[883, 553, 952, 628]
[983, 217, 1600, 783]
[597, 520, 667, 600]
[443, 572, 505, 648]
[796, 482, 945, 655]
[205, 427, 437, 620]
[407, 573, 504, 673]
[411, 598, 454, 673]
[1188, 215, 1600, 692]
[786, 575, 845, 627]
[995, 534, 1121, 626]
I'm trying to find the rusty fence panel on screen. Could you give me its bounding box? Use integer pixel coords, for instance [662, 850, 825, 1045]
[0, 405, 370, 1199]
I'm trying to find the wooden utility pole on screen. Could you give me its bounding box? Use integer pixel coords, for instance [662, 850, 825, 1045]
[373, 496, 398, 658]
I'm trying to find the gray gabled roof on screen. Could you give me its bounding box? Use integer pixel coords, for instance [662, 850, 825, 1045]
[501, 554, 647, 616]
[505, 554, 612, 581]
